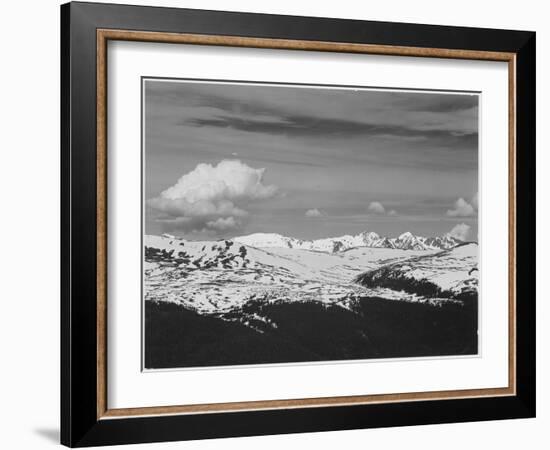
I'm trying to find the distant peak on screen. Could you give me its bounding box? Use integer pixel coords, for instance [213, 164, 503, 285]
[398, 231, 415, 239]
[238, 232, 285, 238]
[152, 228, 469, 253]
[359, 230, 380, 237]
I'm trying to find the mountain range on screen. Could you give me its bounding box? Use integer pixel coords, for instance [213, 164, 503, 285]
[144, 230, 476, 313]
[231, 230, 463, 252]
[144, 230, 479, 368]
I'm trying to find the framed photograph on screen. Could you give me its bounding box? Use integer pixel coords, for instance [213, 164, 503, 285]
[61, 2, 536, 447]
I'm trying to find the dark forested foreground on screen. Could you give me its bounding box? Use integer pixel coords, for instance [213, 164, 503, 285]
[144, 297, 478, 369]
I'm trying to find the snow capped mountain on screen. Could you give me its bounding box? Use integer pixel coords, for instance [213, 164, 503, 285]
[144, 233, 477, 316]
[144, 234, 479, 368]
[144, 234, 430, 311]
[393, 231, 426, 251]
[373, 236, 396, 249]
[231, 233, 300, 250]
[422, 234, 464, 250]
[355, 243, 478, 299]
[234, 230, 463, 252]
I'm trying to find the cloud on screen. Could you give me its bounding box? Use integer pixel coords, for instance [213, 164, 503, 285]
[151, 207, 247, 234]
[368, 202, 398, 216]
[161, 159, 278, 202]
[368, 201, 386, 214]
[187, 113, 478, 144]
[471, 192, 478, 209]
[403, 95, 478, 113]
[206, 217, 240, 231]
[148, 160, 278, 233]
[305, 208, 324, 218]
[446, 197, 475, 217]
[447, 223, 471, 241]
[148, 198, 247, 220]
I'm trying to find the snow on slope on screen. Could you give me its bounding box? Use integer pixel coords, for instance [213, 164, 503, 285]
[233, 231, 384, 253]
[355, 243, 478, 298]
[234, 230, 462, 252]
[144, 234, 444, 314]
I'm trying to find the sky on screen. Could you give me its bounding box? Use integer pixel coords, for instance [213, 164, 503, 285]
[144, 78, 479, 241]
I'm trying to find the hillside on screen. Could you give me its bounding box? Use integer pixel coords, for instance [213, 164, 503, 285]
[144, 233, 479, 368]
[234, 230, 462, 252]
[355, 243, 478, 300]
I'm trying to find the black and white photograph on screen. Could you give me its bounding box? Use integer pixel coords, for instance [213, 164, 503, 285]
[0, 0, 540, 447]
[142, 79, 479, 369]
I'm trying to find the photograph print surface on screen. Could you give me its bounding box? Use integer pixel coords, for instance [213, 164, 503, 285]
[143, 78, 479, 369]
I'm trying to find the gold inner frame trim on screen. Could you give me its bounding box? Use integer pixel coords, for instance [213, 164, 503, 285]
[96, 28, 517, 420]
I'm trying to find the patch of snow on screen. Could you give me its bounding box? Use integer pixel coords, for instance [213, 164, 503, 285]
[143, 235, 477, 316]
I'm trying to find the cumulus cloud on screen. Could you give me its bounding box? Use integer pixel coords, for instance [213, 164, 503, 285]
[447, 223, 471, 241]
[446, 197, 475, 217]
[368, 201, 386, 214]
[471, 192, 478, 209]
[148, 197, 247, 220]
[151, 208, 247, 234]
[305, 208, 324, 218]
[161, 159, 278, 202]
[388, 209, 398, 216]
[206, 216, 240, 231]
[447, 192, 478, 217]
[148, 160, 278, 233]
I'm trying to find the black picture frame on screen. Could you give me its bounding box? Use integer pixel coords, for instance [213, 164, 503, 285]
[61, 1, 536, 447]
